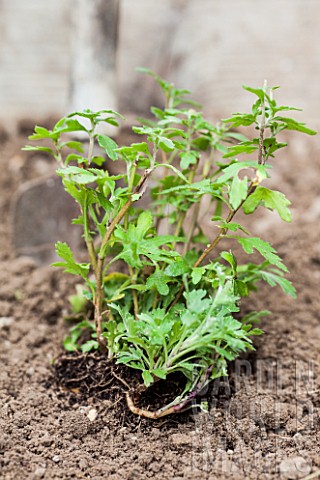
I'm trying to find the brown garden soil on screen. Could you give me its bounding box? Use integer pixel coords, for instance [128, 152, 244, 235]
[0, 124, 320, 479]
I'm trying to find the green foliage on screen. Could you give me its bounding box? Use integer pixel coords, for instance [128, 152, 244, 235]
[243, 186, 292, 222]
[52, 242, 90, 281]
[25, 71, 316, 417]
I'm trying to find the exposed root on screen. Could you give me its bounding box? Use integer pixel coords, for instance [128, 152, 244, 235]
[126, 392, 176, 419]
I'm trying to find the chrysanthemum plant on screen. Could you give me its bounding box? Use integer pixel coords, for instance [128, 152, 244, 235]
[24, 69, 316, 418]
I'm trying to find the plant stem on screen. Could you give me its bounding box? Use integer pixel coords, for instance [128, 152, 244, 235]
[125, 162, 139, 319]
[94, 256, 105, 349]
[170, 93, 267, 308]
[258, 80, 267, 165]
[94, 168, 154, 347]
[183, 156, 212, 255]
[83, 192, 97, 271]
[172, 163, 198, 247]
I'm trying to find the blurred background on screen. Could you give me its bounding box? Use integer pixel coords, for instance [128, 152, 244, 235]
[0, 0, 319, 127]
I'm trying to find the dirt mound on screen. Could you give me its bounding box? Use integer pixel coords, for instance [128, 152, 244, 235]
[1, 132, 320, 479]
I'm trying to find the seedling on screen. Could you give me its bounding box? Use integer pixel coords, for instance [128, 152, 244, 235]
[25, 70, 316, 418]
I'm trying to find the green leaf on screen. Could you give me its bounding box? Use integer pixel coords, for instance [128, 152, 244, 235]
[68, 291, 87, 314]
[61, 141, 84, 153]
[274, 116, 317, 136]
[28, 126, 58, 141]
[260, 270, 296, 297]
[213, 219, 250, 235]
[52, 242, 90, 279]
[221, 251, 237, 274]
[234, 236, 287, 272]
[159, 163, 190, 184]
[180, 151, 198, 170]
[142, 370, 154, 387]
[58, 118, 88, 133]
[152, 369, 167, 380]
[22, 145, 55, 155]
[116, 142, 151, 159]
[242, 85, 265, 101]
[243, 186, 292, 222]
[248, 328, 264, 336]
[62, 179, 86, 205]
[97, 135, 118, 160]
[81, 340, 99, 353]
[165, 259, 189, 277]
[191, 267, 205, 285]
[218, 161, 270, 183]
[223, 113, 256, 128]
[135, 211, 153, 237]
[242, 310, 270, 324]
[63, 336, 79, 352]
[57, 166, 97, 185]
[223, 142, 258, 158]
[114, 213, 180, 268]
[229, 175, 248, 209]
[234, 280, 248, 297]
[158, 136, 175, 152]
[146, 270, 171, 295]
[184, 289, 211, 314]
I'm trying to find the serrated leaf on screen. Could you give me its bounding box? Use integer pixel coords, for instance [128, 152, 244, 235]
[229, 175, 248, 209]
[260, 270, 296, 297]
[214, 345, 235, 361]
[22, 145, 55, 155]
[223, 113, 256, 128]
[28, 126, 58, 141]
[62, 179, 85, 205]
[234, 236, 287, 272]
[146, 270, 171, 295]
[243, 186, 292, 222]
[274, 116, 317, 135]
[219, 161, 270, 183]
[223, 142, 258, 159]
[184, 289, 211, 314]
[165, 259, 189, 277]
[215, 220, 250, 235]
[52, 241, 90, 279]
[97, 135, 118, 160]
[136, 211, 153, 237]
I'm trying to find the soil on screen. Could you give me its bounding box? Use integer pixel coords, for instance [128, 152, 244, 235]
[1, 126, 320, 479]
